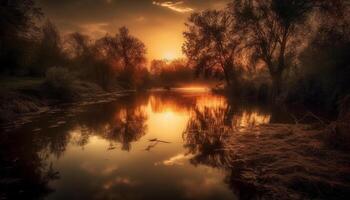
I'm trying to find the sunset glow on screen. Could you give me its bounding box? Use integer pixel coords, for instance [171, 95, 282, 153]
[37, 0, 230, 60]
[163, 51, 178, 61]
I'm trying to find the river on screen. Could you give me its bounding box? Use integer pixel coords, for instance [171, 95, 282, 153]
[1, 88, 296, 200]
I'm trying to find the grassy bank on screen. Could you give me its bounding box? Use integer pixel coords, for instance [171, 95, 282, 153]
[227, 124, 350, 199]
[0, 75, 125, 124]
[184, 121, 350, 199]
[0, 77, 44, 91]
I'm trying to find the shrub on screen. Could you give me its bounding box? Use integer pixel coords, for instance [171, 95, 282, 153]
[324, 96, 350, 151]
[44, 67, 76, 101]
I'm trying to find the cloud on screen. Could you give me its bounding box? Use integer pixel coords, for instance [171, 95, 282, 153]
[152, 1, 193, 13]
[155, 153, 193, 166]
[103, 176, 138, 190]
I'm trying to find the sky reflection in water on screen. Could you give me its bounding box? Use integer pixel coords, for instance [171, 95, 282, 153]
[1, 90, 292, 200]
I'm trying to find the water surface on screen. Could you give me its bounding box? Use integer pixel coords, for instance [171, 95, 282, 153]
[0, 89, 293, 200]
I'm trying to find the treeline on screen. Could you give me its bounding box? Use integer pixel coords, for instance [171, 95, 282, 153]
[150, 59, 195, 88]
[1, 3, 149, 90]
[2, 0, 349, 109]
[0, 1, 154, 92]
[0, 0, 200, 93]
[183, 0, 350, 109]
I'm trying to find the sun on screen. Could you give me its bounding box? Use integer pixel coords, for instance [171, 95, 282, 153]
[163, 51, 177, 61]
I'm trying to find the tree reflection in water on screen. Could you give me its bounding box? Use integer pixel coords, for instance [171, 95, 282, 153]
[0, 126, 62, 199]
[105, 107, 147, 151]
[183, 98, 272, 199]
[183, 106, 234, 168]
[149, 91, 196, 113]
[67, 94, 149, 151]
[0, 94, 149, 199]
[0, 92, 280, 200]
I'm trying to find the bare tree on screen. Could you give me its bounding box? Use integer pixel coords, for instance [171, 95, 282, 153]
[230, 0, 318, 97]
[183, 10, 241, 87]
[115, 27, 147, 88]
[66, 32, 112, 88]
[230, 0, 348, 97]
[67, 32, 93, 60]
[33, 20, 65, 75]
[96, 27, 147, 88]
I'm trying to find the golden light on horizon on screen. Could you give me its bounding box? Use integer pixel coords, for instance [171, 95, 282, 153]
[139, 27, 185, 61]
[163, 51, 178, 61]
[37, 0, 231, 61]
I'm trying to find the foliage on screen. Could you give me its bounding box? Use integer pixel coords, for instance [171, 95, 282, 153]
[286, 10, 350, 108]
[67, 32, 115, 90]
[230, 0, 318, 96]
[0, 0, 349, 110]
[0, 1, 148, 91]
[29, 20, 66, 76]
[97, 27, 147, 89]
[183, 10, 242, 87]
[0, 0, 42, 74]
[150, 59, 194, 87]
[66, 27, 147, 90]
[44, 67, 75, 100]
[182, 0, 349, 107]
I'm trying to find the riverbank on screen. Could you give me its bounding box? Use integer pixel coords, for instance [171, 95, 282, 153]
[221, 123, 350, 199]
[0, 77, 132, 125]
[1, 87, 349, 199]
[183, 121, 350, 199]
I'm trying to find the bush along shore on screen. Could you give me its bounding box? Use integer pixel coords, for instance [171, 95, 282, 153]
[0, 69, 131, 125]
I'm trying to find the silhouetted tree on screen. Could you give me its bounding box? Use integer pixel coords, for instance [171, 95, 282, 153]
[93, 27, 147, 89]
[230, 0, 348, 98]
[67, 32, 97, 78]
[115, 27, 147, 89]
[230, 0, 318, 97]
[67, 32, 92, 59]
[150, 59, 166, 76]
[150, 59, 193, 87]
[31, 20, 65, 75]
[0, 0, 42, 74]
[67, 32, 114, 89]
[183, 10, 242, 87]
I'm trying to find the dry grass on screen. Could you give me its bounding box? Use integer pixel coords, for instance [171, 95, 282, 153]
[220, 124, 350, 199]
[0, 76, 43, 91]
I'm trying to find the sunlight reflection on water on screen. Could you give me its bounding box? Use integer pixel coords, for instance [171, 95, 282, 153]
[1, 89, 290, 200]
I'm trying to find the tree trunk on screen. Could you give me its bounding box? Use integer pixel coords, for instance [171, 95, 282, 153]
[271, 29, 288, 100]
[224, 70, 231, 87]
[271, 73, 282, 100]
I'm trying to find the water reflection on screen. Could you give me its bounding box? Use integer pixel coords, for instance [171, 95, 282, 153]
[0, 90, 292, 200]
[183, 98, 274, 200]
[105, 107, 147, 151]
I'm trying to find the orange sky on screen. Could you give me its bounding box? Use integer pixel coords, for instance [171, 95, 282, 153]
[38, 0, 230, 61]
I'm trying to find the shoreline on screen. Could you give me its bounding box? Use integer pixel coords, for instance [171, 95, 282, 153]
[0, 82, 135, 128]
[1, 87, 349, 199]
[216, 123, 350, 199]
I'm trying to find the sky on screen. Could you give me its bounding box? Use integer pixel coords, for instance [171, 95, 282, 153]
[37, 0, 230, 61]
